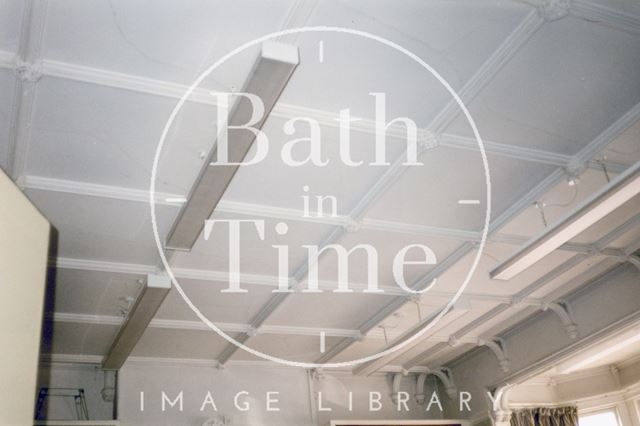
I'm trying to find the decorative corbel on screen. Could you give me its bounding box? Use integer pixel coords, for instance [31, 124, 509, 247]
[419, 130, 440, 152]
[538, 0, 572, 22]
[342, 219, 361, 233]
[431, 367, 457, 399]
[390, 372, 403, 404]
[544, 300, 579, 339]
[415, 372, 429, 405]
[15, 60, 44, 83]
[479, 338, 510, 373]
[489, 384, 515, 426]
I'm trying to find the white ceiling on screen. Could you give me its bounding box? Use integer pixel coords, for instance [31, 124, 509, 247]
[1, 0, 640, 371]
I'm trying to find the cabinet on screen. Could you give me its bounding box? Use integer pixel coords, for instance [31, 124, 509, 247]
[0, 169, 51, 425]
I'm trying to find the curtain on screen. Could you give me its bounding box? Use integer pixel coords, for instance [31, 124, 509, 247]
[511, 406, 578, 426]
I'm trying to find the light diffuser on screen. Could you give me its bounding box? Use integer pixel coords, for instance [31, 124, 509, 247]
[491, 161, 640, 280]
[165, 41, 299, 251]
[102, 274, 171, 370]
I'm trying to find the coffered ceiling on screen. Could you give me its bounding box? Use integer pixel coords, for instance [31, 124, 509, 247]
[1, 0, 639, 373]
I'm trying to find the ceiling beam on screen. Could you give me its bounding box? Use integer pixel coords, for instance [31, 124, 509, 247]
[41, 352, 434, 376]
[571, 0, 640, 35]
[572, 102, 640, 168]
[402, 254, 590, 369]
[47, 187, 638, 367]
[1, 0, 636, 179]
[51, 312, 364, 340]
[314, 242, 476, 364]
[439, 134, 629, 174]
[428, 9, 544, 133]
[5, 52, 605, 169]
[352, 306, 471, 376]
[47, 238, 638, 365]
[314, 172, 569, 365]
[0, 43, 629, 176]
[402, 216, 640, 370]
[5, 0, 48, 181]
[478, 270, 640, 395]
[22, 175, 612, 249]
[275, 0, 320, 44]
[53, 255, 558, 307]
[51, 311, 485, 344]
[314, 99, 640, 367]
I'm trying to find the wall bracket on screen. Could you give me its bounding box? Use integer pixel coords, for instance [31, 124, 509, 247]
[431, 367, 457, 399]
[480, 337, 510, 373]
[390, 372, 403, 404]
[415, 372, 429, 405]
[544, 300, 579, 339]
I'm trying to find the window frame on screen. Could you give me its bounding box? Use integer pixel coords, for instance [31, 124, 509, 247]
[578, 407, 622, 426]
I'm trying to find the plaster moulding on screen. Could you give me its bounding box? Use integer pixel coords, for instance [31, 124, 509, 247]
[538, 0, 572, 22]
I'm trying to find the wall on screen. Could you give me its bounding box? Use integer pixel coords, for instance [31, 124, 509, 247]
[118, 362, 445, 426]
[0, 169, 50, 424]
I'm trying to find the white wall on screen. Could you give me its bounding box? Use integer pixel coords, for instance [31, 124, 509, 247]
[0, 169, 50, 425]
[118, 362, 444, 426]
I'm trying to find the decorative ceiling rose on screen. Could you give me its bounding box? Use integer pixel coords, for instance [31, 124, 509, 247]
[538, 0, 572, 22]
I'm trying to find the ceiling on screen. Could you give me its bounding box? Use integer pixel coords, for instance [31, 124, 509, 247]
[2, 0, 640, 372]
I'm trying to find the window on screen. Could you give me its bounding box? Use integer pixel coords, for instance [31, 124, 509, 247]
[579, 410, 620, 426]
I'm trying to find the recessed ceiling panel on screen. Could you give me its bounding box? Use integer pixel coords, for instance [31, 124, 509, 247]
[264, 291, 396, 330]
[41, 321, 118, 356]
[0, 0, 24, 53]
[170, 211, 336, 276]
[314, 230, 462, 286]
[365, 146, 555, 230]
[447, 17, 640, 155]
[155, 278, 277, 324]
[131, 328, 233, 359]
[602, 119, 640, 166]
[47, 268, 144, 317]
[43, 0, 292, 87]
[233, 334, 343, 363]
[26, 77, 219, 194]
[222, 114, 407, 215]
[24, 188, 177, 264]
[331, 338, 386, 364]
[280, 0, 531, 125]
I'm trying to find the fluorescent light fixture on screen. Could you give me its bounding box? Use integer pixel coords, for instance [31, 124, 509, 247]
[102, 274, 171, 370]
[491, 161, 640, 280]
[165, 41, 299, 251]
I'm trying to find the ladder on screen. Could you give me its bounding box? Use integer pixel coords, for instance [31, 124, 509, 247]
[35, 387, 89, 421]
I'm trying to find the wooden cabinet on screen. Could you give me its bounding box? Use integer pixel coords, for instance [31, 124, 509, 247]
[0, 169, 51, 425]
